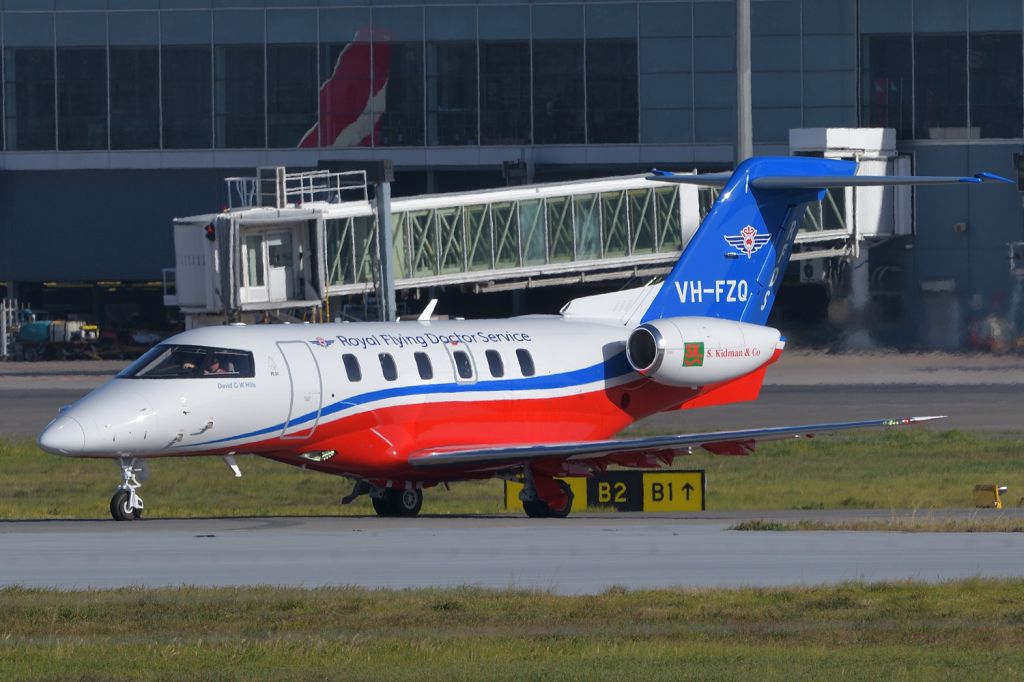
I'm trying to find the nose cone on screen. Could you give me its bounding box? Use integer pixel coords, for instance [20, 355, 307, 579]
[38, 416, 86, 455]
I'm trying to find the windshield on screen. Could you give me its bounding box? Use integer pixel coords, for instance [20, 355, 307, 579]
[118, 344, 255, 379]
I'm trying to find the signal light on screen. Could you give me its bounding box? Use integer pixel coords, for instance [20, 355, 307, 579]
[204, 224, 216, 242]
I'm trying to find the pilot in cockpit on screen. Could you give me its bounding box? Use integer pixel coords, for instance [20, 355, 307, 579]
[204, 356, 235, 375]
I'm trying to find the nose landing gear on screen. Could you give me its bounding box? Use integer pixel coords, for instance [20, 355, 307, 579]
[110, 457, 147, 521]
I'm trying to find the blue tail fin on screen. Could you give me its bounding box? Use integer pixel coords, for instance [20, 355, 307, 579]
[641, 156, 849, 325]
[640, 156, 1011, 325]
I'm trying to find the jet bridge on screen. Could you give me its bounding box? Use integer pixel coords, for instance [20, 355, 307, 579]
[164, 168, 707, 327]
[324, 175, 706, 296]
[164, 131, 916, 328]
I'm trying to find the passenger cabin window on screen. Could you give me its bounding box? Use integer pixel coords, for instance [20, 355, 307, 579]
[453, 350, 474, 379]
[414, 351, 433, 380]
[379, 353, 398, 382]
[342, 353, 362, 382]
[485, 349, 504, 378]
[117, 345, 255, 379]
[516, 348, 535, 377]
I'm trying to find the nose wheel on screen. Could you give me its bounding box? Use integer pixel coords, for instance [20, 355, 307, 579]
[110, 457, 147, 521]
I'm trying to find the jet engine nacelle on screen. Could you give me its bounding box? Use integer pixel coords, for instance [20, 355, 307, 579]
[626, 316, 781, 387]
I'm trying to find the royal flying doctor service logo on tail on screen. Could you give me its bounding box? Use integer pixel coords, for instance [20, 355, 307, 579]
[724, 225, 770, 259]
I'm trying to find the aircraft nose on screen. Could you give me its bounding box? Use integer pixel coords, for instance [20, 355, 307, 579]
[38, 416, 86, 455]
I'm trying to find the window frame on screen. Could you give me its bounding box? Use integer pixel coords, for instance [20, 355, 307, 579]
[378, 352, 398, 382]
[516, 348, 536, 377]
[484, 349, 505, 378]
[414, 351, 434, 380]
[117, 344, 255, 380]
[342, 353, 362, 382]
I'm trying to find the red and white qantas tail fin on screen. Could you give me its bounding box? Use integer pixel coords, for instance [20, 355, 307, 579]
[298, 26, 391, 148]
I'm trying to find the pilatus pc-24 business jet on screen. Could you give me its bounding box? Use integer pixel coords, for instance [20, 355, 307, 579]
[38, 157, 1010, 520]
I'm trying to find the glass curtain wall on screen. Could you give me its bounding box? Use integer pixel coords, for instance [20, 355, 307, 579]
[692, 1, 735, 142]
[802, 0, 857, 128]
[57, 12, 107, 150]
[913, 1, 968, 139]
[751, 0, 801, 142]
[860, 0, 1022, 140]
[317, 8, 374, 148]
[639, 1, 693, 144]
[109, 12, 159, 150]
[267, 9, 318, 148]
[968, 0, 1023, 139]
[532, 4, 584, 144]
[585, 3, 638, 144]
[426, 6, 477, 146]
[4, 12, 55, 150]
[214, 9, 265, 149]
[161, 10, 212, 150]
[480, 5, 530, 145]
[372, 6, 424, 147]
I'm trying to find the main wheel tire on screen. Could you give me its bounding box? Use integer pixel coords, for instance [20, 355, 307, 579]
[522, 498, 550, 518]
[371, 489, 424, 517]
[548, 481, 574, 518]
[389, 488, 423, 517]
[523, 481, 574, 519]
[110, 490, 135, 521]
[371, 495, 393, 517]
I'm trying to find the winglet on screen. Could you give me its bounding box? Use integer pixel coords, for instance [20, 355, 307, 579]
[888, 415, 946, 425]
[973, 172, 1013, 184]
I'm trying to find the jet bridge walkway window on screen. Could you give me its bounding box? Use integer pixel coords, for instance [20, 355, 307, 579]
[323, 182, 700, 290]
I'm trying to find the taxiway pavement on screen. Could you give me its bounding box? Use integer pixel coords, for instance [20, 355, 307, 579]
[2, 512, 1022, 594]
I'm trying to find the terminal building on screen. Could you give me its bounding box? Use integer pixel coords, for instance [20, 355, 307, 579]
[0, 0, 1022, 349]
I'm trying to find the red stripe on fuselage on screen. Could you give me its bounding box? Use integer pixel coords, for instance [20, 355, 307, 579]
[203, 378, 698, 480]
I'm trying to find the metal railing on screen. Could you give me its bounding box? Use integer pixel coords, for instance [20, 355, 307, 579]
[1, 298, 21, 360]
[225, 167, 368, 209]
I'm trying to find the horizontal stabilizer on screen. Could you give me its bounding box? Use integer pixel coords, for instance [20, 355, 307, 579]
[408, 415, 945, 472]
[750, 172, 1013, 189]
[646, 169, 731, 187]
[648, 168, 1013, 189]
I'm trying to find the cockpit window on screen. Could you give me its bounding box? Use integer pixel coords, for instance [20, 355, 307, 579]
[118, 345, 255, 379]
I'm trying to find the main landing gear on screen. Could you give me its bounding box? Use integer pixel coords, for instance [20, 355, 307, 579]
[342, 479, 424, 517]
[519, 469, 574, 518]
[110, 457, 147, 521]
[371, 488, 424, 517]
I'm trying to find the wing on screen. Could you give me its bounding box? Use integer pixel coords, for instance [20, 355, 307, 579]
[408, 416, 944, 472]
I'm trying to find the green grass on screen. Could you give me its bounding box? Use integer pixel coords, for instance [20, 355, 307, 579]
[730, 518, 1024, 532]
[3, 428, 1022, 519]
[695, 428, 1024, 511]
[2, 580, 1023, 680]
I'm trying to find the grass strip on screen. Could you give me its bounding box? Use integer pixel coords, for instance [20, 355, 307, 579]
[731, 517, 1024, 532]
[2, 580, 1024, 680]
[3, 428, 1023, 519]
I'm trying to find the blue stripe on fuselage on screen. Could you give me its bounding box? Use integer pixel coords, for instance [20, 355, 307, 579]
[187, 352, 634, 447]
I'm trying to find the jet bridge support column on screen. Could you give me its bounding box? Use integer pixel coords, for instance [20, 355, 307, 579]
[735, 0, 753, 164]
[374, 163, 397, 323]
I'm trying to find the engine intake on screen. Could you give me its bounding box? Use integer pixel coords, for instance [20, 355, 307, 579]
[626, 316, 781, 387]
